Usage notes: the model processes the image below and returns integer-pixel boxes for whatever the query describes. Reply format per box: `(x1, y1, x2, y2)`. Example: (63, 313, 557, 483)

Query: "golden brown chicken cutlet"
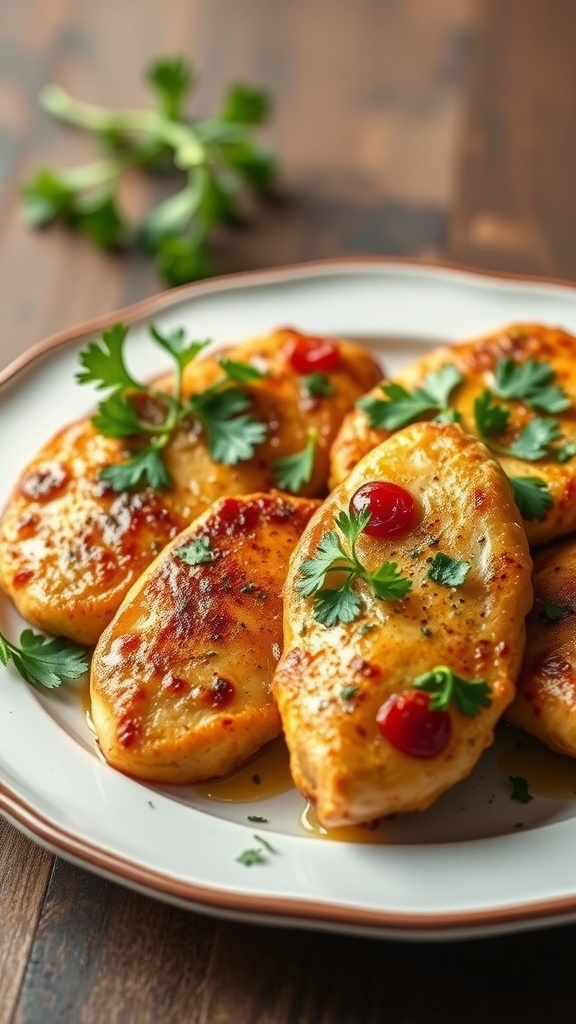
(0, 328, 381, 644)
(507, 536, 576, 756)
(274, 421, 532, 827)
(90, 492, 319, 783)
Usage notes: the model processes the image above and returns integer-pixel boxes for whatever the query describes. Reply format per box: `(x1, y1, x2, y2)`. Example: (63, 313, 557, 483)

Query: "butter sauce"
(194, 738, 294, 802)
(300, 804, 386, 844)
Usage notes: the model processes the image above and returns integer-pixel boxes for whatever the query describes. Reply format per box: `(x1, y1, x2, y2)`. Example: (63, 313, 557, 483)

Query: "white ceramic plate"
(3, 258, 576, 941)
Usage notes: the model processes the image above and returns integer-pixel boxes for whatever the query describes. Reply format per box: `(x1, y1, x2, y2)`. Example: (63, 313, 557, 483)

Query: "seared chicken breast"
(274, 422, 532, 826)
(91, 493, 319, 783)
(330, 323, 576, 545)
(507, 537, 576, 756)
(0, 328, 380, 643)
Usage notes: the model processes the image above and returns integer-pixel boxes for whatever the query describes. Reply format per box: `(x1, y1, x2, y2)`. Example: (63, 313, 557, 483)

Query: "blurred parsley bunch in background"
(20, 57, 276, 286)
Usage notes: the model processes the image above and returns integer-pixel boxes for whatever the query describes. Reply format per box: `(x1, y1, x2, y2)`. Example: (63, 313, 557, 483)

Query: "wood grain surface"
(2, 1, 576, 1022)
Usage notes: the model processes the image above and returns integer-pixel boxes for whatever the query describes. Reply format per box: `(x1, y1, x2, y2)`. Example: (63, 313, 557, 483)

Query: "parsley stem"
(40, 85, 206, 168)
(60, 157, 122, 191)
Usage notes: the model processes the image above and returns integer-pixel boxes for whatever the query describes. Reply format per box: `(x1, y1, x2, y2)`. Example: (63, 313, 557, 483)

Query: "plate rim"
(3, 254, 576, 388)
(3, 254, 576, 939)
(3, 781, 576, 938)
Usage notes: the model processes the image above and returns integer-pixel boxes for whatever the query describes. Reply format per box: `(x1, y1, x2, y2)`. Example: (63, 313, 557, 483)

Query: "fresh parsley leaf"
(74, 192, 125, 250)
(506, 417, 561, 461)
(247, 815, 269, 823)
(427, 552, 471, 587)
(149, 324, 209, 370)
(76, 324, 138, 390)
(475, 389, 560, 462)
(236, 832, 277, 866)
(90, 391, 150, 438)
(474, 389, 510, 438)
(200, 411, 267, 465)
(493, 357, 570, 414)
(334, 508, 371, 548)
(175, 536, 218, 565)
(0, 629, 89, 690)
(78, 322, 268, 490)
(312, 584, 363, 627)
(218, 358, 268, 384)
(24, 61, 277, 287)
(296, 508, 411, 627)
(297, 531, 348, 597)
(413, 665, 492, 716)
(147, 56, 192, 120)
(369, 562, 413, 599)
(359, 365, 464, 430)
(508, 476, 553, 520)
(556, 439, 576, 463)
(419, 364, 464, 406)
(220, 84, 271, 125)
(509, 775, 533, 803)
(302, 373, 334, 397)
(236, 848, 266, 866)
(155, 233, 213, 287)
(100, 446, 171, 491)
(20, 168, 76, 226)
(188, 381, 267, 465)
(218, 140, 276, 192)
(273, 428, 318, 493)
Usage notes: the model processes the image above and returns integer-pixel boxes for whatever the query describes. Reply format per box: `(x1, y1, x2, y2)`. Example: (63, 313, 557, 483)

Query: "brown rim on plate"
(2, 781, 576, 936)
(2, 254, 576, 388)
(2, 255, 576, 937)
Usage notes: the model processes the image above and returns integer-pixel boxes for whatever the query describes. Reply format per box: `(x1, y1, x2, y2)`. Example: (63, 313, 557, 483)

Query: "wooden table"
(2, 1, 576, 1020)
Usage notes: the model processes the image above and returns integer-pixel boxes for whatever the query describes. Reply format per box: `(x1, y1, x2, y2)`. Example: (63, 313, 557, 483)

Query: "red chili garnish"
(349, 481, 418, 539)
(376, 690, 451, 759)
(283, 330, 341, 374)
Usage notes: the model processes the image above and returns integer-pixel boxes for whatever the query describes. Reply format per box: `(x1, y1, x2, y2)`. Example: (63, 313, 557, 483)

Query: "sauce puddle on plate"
(194, 738, 294, 802)
(300, 804, 387, 844)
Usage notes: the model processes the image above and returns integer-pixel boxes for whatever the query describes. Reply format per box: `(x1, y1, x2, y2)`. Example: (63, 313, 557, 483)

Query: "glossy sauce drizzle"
(194, 738, 294, 802)
(300, 805, 386, 844)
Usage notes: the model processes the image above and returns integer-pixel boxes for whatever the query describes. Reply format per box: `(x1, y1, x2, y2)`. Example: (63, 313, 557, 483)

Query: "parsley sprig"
(77, 322, 267, 491)
(507, 476, 554, 521)
(413, 665, 492, 716)
(272, 428, 318, 493)
(0, 629, 89, 690)
(493, 357, 570, 413)
(21, 57, 276, 287)
(358, 365, 464, 430)
(297, 509, 412, 627)
(474, 390, 561, 461)
(359, 354, 573, 523)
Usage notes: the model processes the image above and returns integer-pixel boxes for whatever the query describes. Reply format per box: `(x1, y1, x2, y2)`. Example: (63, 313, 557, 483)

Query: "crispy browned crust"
(90, 492, 319, 783)
(275, 422, 533, 826)
(0, 329, 381, 643)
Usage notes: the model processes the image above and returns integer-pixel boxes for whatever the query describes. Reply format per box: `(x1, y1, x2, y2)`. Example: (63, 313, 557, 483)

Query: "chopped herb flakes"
(509, 775, 533, 804)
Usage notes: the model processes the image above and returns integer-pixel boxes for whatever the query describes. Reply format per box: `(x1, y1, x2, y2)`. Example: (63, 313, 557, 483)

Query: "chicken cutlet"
(0, 328, 381, 644)
(507, 536, 576, 756)
(274, 421, 532, 826)
(90, 492, 319, 783)
(330, 323, 576, 545)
